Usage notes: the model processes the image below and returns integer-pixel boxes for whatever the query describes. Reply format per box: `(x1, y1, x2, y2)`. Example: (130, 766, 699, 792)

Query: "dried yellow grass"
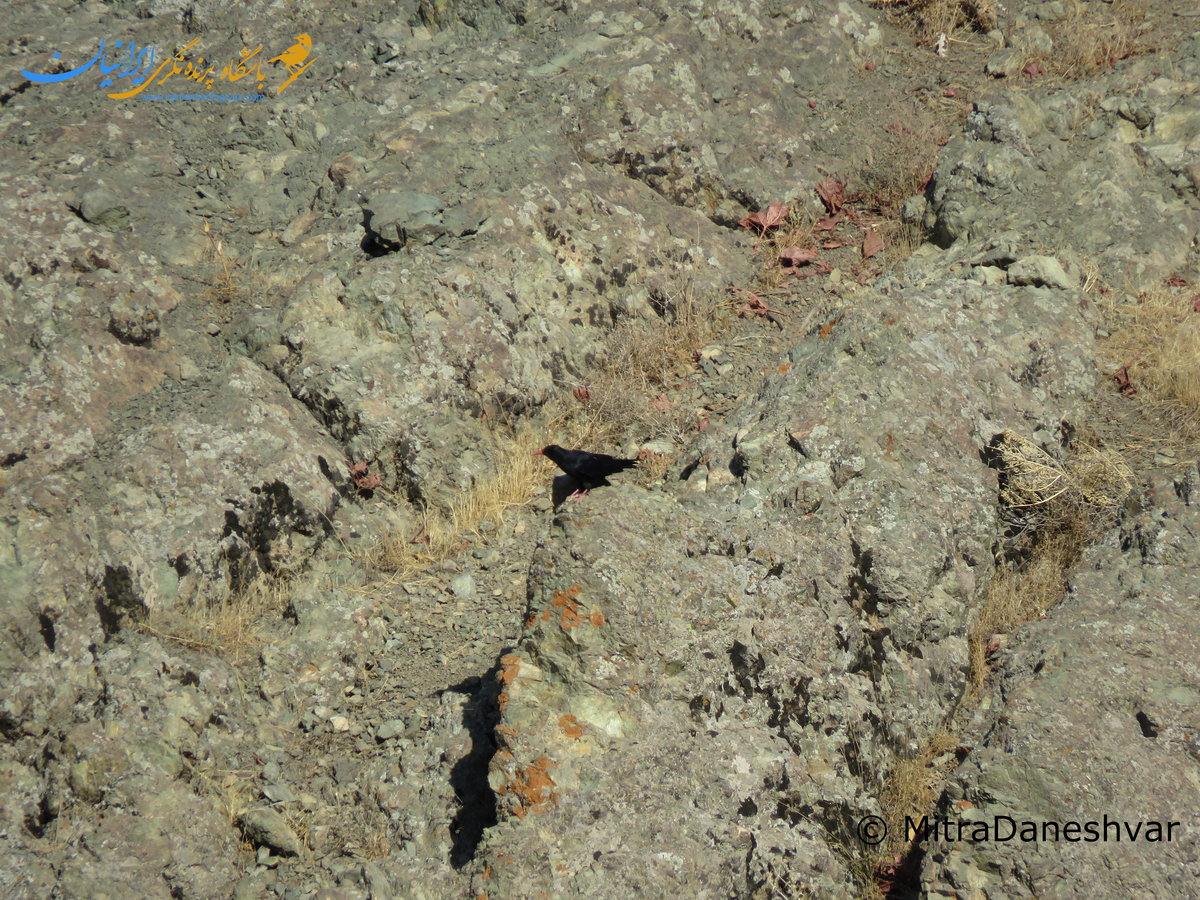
(367, 422, 546, 580)
(881, 729, 959, 855)
(1034, 0, 1152, 80)
(969, 432, 1133, 694)
(201, 220, 242, 304)
(757, 206, 819, 294)
(989, 430, 1132, 535)
(967, 532, 1077, 696)
(1101, 283, 1200, 446)
(135, 572, 292, 664)
(875, 0, 998, 40)
(367, 287, 720, 580)
(840, 727, 959, 900)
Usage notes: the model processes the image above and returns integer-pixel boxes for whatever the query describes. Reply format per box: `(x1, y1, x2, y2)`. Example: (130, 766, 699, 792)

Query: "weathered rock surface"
(920, 468, 1200, 897)
(476, 266, 1100, 896)
(928, 43, 1200, 281)
(0, 0, 1197, 897)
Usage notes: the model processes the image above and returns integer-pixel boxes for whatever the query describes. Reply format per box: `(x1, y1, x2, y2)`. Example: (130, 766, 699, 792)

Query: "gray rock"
(1007, 254, 1077, 289)
(262, 782, 299, 803)
(238, 808, 304, 857)
(375, 719, 406, 741)
(363, 191, 445, 251)
(476, 269, 1098, 896)
(985, 48, 1025, 78)
(1, 1, 1197, 898)
(107, 298, 161, 345)
(449, 573, 475, 599)
(79, 188, 129, 228)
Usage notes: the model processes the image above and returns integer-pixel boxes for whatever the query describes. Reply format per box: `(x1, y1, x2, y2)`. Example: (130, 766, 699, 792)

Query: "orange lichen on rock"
(550, 584, 605, 631)
(558, 714, 585, 739)
(497, 653, 521, 713)
(496, 755, 558, 818)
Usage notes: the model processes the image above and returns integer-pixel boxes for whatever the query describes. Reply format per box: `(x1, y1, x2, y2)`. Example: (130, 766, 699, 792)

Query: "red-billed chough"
(534, 445, 637, 502)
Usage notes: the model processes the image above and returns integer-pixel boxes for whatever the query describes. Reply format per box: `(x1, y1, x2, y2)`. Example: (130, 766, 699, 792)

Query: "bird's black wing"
(575, 451, 637, 483)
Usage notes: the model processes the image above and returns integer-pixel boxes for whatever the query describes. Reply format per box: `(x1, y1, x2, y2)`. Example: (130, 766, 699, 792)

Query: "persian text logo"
(20, 34, 317, 100)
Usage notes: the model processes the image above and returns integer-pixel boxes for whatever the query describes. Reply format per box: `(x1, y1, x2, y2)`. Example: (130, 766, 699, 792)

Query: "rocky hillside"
(1, 0, 1198, 897)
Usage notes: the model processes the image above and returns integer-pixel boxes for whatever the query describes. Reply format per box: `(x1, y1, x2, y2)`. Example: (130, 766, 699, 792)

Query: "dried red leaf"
(1113, 366, 1137, 397)
(778, 246, 819, 268)
(1166, 275, 1190, 287)
(821, 239, 846, 249)
(730, 287, 787, 320)
(1023, 60, 1044, 78)
(864, 61, 876, 71)
(354, 471, 382, 490)
(737, 201, 790, 234)
(1192, 295, 1200, 313)
(943, 86, 957, 98)
(350, 461, 369, 476)
(816, 179, 846, 214)
(862, 229, 885, 259)
(793, 260, 833, 280)
(807, 100, 817, 109)
(573, 386, 590, 401)
(816, 215, 841, 232)
(650, 393, 672, 411)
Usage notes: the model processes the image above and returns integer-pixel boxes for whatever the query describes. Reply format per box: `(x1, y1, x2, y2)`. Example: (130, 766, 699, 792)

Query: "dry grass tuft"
(990, 430, 1133, 537)
(135, 572, 291, 664)
(1034, 0, 1152, 80)
(967, 532, 1077, 695)
(368, 287, 720, 579)
(571, 290, 720, 446)
(1100, 282, 1200, 447)
(748, 105, 951, 285)
(858, 104, 947, 213)
(876, 0, 998, 41)
(857, 102, 954, 257)
(968, 431, 1133, 694)
(845, 728, 960, 900)
(368, 422, 546, 580)
(201, 220, 243, 303)
(190, 766, 257, 827)
(881, 729, 959, 854)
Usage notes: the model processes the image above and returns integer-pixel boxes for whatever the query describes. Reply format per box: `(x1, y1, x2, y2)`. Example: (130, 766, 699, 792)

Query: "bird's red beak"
(533, 450, 544, 456)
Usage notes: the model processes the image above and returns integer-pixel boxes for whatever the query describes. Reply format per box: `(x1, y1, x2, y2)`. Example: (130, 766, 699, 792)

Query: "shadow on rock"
(447, 664, 502, 868)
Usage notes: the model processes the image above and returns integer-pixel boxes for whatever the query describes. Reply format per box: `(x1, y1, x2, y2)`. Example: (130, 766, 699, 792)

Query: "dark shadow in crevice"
(448, 664, 502, 868)
(883, 838, 924, 899)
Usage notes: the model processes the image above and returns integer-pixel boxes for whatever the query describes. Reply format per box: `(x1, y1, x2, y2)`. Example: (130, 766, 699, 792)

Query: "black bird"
(534, 445, 638, 502)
